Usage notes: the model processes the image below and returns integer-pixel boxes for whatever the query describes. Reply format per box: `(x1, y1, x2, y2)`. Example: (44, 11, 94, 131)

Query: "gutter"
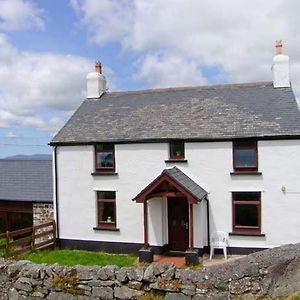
(49, 134, 300, 147)
(205, 197, 210, 248)
(54, 146, 60, 241)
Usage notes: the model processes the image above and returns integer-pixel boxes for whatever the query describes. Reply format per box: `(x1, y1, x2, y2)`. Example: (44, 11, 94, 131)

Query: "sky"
(0, 0, 300, 158)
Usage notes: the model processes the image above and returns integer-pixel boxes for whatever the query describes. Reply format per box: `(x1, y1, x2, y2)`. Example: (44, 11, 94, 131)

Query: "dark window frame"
(233, 140, 258, 172)
(169, 141, 185, 160)
(97, 191, 116, 228)
(232, 192, 261, 233)
(95, 144, 115, 172)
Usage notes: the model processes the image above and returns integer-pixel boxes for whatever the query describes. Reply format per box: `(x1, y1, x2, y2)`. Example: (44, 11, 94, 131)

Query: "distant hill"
(3, 154, 52, 160)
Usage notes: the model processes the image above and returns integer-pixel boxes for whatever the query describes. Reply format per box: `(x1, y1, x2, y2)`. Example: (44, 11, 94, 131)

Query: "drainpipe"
(205, 198, 210, 248)
(54, 146, 60, 242)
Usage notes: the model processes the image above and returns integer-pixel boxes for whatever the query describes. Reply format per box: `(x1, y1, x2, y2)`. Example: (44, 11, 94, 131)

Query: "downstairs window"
(97, 191, 116, 228)
(232, 192, 261, 233)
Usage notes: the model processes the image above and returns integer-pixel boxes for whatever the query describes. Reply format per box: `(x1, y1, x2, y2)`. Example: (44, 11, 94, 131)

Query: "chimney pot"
(95, 61, 102, 74)
(275, 40, 283, 55)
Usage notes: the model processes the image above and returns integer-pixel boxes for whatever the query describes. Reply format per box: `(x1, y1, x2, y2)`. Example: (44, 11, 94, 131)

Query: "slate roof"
(133, 166, 207, 202)
(0, 160, 53, 203)
(163, 167, 207, 201)
(51, 82, 300, 144)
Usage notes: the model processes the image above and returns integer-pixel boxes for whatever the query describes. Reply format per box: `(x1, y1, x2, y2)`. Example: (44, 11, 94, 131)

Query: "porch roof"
(133, 166, 207, 204)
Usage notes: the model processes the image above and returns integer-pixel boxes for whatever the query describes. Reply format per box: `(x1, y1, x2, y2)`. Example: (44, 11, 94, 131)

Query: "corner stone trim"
(33, 203, 54, 225)
(0, 243, 300, 299)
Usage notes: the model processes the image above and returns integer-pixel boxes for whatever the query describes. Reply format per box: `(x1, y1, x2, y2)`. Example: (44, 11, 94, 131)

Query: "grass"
(278, 293, 300, 300)
(138, 293, 164, 300)
(19, 249, 137, 267)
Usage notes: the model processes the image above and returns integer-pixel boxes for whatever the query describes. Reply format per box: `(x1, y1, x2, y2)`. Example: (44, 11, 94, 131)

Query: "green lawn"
(20, 249, 137, 267)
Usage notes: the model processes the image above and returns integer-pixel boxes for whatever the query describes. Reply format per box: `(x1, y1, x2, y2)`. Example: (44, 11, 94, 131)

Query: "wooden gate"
(0, 220, 56, 258)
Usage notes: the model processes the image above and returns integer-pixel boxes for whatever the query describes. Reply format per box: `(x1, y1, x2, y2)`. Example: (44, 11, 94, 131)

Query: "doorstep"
(153, 254, 186, 267)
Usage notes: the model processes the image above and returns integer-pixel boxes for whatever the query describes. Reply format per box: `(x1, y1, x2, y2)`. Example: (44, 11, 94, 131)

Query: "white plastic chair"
(209, 231, 227, 260)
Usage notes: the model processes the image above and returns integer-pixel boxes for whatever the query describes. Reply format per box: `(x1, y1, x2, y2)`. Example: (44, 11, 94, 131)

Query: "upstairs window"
(95, 144, 115, 172)
(232, 192, 261, 233)
(169, 141, 185, 159)
(233, 140, 257, 171)
(97, 191, 116, 228)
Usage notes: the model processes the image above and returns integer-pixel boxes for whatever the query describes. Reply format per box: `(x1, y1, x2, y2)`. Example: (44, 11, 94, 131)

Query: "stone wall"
(0, 243, 300, 299)
(33, 203, 53, 225)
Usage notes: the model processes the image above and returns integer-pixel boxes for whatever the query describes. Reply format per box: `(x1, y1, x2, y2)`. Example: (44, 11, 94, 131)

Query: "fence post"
(31, 225, 35, 251)
(52, 220, 57, 248)
(5, 230, 9, 258)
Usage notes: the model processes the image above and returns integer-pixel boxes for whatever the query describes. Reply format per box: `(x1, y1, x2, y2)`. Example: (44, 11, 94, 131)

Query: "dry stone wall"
(0, 243, 300, 299)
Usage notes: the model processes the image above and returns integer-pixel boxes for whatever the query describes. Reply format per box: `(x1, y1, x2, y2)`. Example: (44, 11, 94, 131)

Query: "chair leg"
(210, 247, 214, 260)
(223, 247, 227, 260)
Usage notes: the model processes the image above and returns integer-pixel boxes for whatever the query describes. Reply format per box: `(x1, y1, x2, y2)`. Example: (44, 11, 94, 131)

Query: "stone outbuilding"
(0, 159, 53, 232)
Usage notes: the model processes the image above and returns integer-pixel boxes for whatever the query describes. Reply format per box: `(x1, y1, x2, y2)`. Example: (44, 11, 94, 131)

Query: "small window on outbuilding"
(97, 191, 116, 228)
(169, 141, 185, 159)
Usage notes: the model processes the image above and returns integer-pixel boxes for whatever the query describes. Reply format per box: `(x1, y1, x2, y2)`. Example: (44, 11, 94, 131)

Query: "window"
(169, 141, 185, 159)
(97, 191, 116, 228)
(232, 192, 261, 233)
(233, 140, 257, 171)
(95, 144, 115, 172)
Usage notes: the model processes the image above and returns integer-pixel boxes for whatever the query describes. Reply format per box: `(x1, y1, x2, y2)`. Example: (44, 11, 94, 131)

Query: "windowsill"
(230, 171, 262, 175)
(229, 232, 265, 237)
(165, 159, 188, 163)
(91, 172, 118, 176)
(93, 227, 120, 232)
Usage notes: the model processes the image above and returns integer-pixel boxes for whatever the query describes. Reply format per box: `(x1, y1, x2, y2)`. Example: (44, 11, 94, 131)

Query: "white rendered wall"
(55, 139, 300, 249)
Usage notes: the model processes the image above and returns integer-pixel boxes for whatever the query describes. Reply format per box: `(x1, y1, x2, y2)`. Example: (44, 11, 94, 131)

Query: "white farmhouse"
(50, 42, 300, 264)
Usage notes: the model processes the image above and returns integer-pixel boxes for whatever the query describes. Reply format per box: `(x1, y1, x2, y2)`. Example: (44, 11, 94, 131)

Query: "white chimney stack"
(87, 61, 107, 98)
(272, 40, 290, 88)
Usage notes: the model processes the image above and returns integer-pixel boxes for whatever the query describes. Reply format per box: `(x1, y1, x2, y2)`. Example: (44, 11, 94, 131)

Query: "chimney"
(86, 61, 107, 98)
(272, 40, 290, 88)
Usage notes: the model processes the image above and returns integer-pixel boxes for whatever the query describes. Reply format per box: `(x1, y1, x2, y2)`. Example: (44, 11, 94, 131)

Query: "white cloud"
(0, 34, 110, 132)
(0, 0, 44, 31)
(70, 0, 134, 45)
(70, 0, 300, 97)
(6, 131, 16, 138)
(0, 109, 45, 128)
(134, 52, 207, 88)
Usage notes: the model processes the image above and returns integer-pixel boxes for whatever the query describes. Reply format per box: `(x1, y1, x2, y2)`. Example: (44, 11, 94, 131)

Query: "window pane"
(170, 141, 184, 158)
(233, 192, 260, 201)
(96, 152, 113, 168)
(96, 144, 114, 151)
(235, 149, 256, 167)
(98, 202, 115, 223)
(97, 191, 115, 199)
(235, 204, 258, 227)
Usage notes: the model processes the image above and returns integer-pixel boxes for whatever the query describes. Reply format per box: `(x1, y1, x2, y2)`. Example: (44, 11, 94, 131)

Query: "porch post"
(188, 203, 194, 250)
(185, 202, 199, 265)
(139, 200, 153, 263)
(143, 201, 148, 249)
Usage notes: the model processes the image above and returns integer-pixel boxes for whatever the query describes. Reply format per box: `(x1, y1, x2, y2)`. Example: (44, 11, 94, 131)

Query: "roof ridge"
(105, 81, 273, 97)
(0, 159, 51, 162)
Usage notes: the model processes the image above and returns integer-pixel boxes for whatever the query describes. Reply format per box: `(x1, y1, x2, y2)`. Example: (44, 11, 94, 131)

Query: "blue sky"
(0, 0, 299, 158)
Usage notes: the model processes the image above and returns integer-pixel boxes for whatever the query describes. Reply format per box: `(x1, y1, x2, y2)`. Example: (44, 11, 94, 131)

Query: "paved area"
(153, 253, 244, 267)
(202, 253, 244, 266)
